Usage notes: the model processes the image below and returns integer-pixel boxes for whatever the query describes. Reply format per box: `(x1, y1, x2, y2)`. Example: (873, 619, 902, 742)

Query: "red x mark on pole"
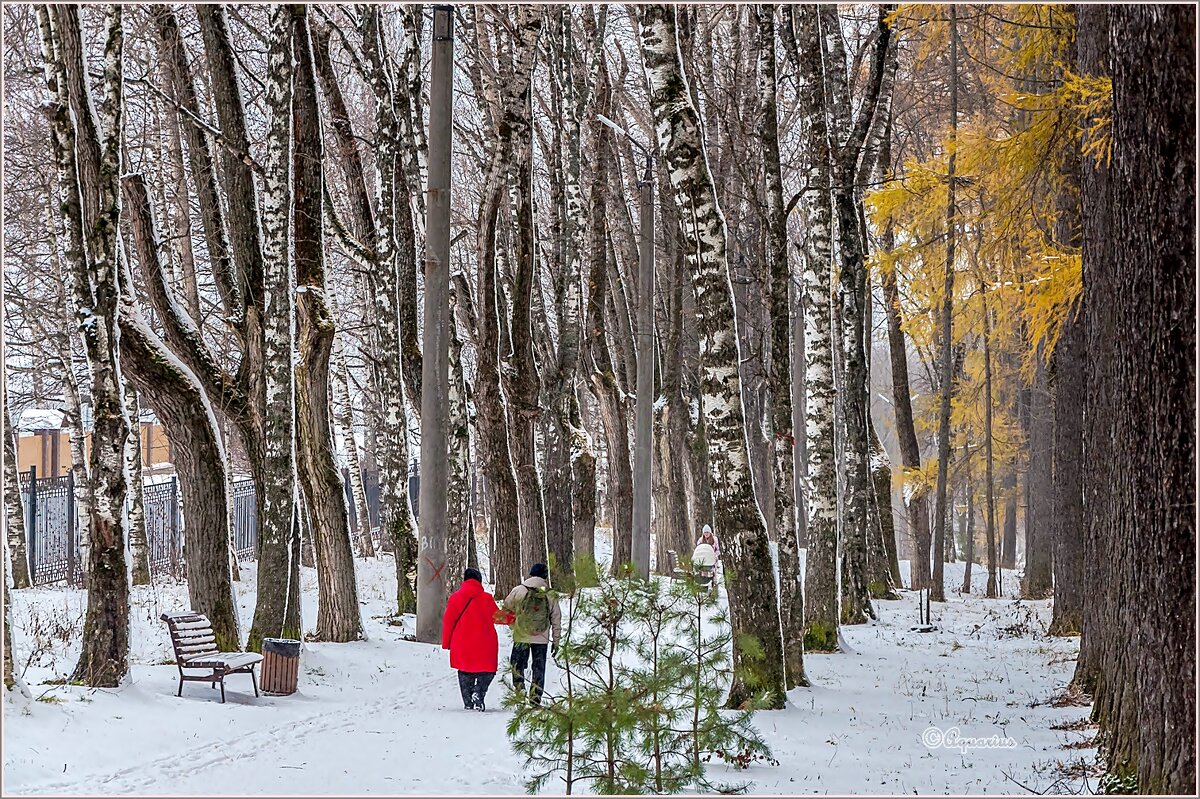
(424, 556, 446, 584)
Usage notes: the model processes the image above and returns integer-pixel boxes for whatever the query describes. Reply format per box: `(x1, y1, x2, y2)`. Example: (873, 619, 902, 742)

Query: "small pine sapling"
(626, 578, 696, 793)
(506, 567, 775, 794)
(669, 572, 777, 788)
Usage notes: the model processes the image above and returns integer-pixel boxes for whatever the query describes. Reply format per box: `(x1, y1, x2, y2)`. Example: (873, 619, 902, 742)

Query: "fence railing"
(15, 464, 413, 587)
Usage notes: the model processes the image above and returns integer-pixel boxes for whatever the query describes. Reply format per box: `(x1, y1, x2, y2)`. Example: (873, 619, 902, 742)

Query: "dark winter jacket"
(442, 578, 509, 673)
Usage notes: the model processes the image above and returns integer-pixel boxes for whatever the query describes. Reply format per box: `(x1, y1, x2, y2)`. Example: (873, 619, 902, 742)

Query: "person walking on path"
(442, 568, 510, 711)
(501, 563, 562, 706)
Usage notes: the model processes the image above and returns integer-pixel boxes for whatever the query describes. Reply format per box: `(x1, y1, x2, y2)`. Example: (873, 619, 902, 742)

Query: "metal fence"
(19, 467, 78, 586)
(15, 464, 416, 587)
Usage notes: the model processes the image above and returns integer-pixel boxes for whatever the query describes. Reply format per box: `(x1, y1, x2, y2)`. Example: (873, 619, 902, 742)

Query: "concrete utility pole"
(631, 153, 655, 580)
(417, 5, 454, 643)
(599, 114, 656, 580)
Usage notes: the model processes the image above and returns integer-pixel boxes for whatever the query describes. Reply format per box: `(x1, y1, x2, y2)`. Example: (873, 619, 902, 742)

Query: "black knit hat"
(530, 562, 548, 579)
(463, 567, 483, 583)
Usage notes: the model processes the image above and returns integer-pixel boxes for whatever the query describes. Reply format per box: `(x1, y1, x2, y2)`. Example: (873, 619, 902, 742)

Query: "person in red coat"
(442, 568, 510, 711)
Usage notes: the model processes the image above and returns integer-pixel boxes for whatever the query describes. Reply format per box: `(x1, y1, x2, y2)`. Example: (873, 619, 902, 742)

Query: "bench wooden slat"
(173, 620, 213, 631)
(173, 633, 216, 646)
(184, 652, 263, 670)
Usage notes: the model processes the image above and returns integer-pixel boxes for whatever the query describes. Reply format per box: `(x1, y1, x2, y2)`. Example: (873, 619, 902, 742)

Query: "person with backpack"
(442, 568, 511, 712)
(501, 562, 562, 706)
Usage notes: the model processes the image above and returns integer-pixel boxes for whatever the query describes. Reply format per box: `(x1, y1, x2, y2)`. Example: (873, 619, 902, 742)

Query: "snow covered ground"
(3, 539, 1098, 795)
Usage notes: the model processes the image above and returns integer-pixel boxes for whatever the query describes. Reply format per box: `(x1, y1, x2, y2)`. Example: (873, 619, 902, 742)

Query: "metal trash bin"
(260, 638, 301, 695)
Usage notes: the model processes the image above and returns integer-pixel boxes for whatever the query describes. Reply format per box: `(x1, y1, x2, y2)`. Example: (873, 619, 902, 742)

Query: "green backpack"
(519, 586, 552, 634)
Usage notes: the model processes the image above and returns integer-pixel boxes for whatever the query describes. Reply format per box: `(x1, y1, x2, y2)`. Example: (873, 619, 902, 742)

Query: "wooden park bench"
(161, 612, 262, 703)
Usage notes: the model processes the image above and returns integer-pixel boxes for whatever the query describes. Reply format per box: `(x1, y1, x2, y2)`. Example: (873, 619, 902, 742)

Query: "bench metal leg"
(251, 667, 259, 697)
(220, 678, 226, 704)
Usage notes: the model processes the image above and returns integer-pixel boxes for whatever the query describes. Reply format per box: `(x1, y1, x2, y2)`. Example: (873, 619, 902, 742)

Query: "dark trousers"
(457, 671, 495, 708)
(509, 643, 548, 704)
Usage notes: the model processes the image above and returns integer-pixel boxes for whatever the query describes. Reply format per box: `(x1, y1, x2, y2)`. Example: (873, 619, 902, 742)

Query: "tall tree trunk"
(543, 9, 586, 587)
(331, 333, 375, 558)
(1075, 7, 1194, 792)
(640, 5, 787, 709)
(929, 5, 958, 604)
(788, 4, 840, 652)
(863, 243, 902, 596)
(506, 89, 548, 572)
(3, 549, 15, 690)
(583, 56, 634, 577)
(291, 6, 362, 642)
(1049, 305, 1084, 633)
(42, 3, 132, 687)
(361, 7, 418, 613)
(124, 387, 150, 586)
(825, 5, 895, 624)
(756, 4, 806, 687)
(249, 5, 303, 648)
(153, 5, 240, 319)
(980, 283, 1000, 599)
(879, 222, 930, 588)
(652, 165, 693, 576)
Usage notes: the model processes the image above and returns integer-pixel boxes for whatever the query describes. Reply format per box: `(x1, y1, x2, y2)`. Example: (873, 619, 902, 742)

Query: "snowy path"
(3, 556, 1098, 795)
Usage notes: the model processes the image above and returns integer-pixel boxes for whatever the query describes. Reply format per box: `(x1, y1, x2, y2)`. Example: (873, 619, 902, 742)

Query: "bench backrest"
(161, 612, 219, 664)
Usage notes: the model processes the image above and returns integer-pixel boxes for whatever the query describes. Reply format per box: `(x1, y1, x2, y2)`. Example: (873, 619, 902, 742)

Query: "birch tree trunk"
(41, 3, 132, 687)
(292, 6, 363, 642)
(331, 334, 374, 558)
(756, 4, 806, 687)
(823, 5, 897, 623)
(789, 4, 839, 652)
(124, 387, 150, 586)
(543, 9, 588, 586)
(640, 4, 786, 709)
(249, 4, 303, 647)
(2, 373, 31, 589)
(361, 7, 418, 613)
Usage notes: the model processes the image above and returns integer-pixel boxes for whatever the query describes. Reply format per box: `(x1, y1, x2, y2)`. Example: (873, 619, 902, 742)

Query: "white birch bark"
(124, 386, 150, 586)
(248, 3, 302, 646)
(790, 4, 840, 652)
(39, 3, 132, 686)
(639, 4, 786, 709)
(361, 6, 418, 613)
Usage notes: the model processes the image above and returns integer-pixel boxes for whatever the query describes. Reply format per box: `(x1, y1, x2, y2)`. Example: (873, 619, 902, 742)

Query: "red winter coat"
(441, 579, 509, 673)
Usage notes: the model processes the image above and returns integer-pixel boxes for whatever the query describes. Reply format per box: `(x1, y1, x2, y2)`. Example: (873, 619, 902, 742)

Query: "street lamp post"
(599, 115, 654, 580)
(416, 5, 454, 643)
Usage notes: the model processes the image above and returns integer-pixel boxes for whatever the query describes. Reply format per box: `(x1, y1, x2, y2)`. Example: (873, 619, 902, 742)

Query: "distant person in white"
(696, 523, 720, 561)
